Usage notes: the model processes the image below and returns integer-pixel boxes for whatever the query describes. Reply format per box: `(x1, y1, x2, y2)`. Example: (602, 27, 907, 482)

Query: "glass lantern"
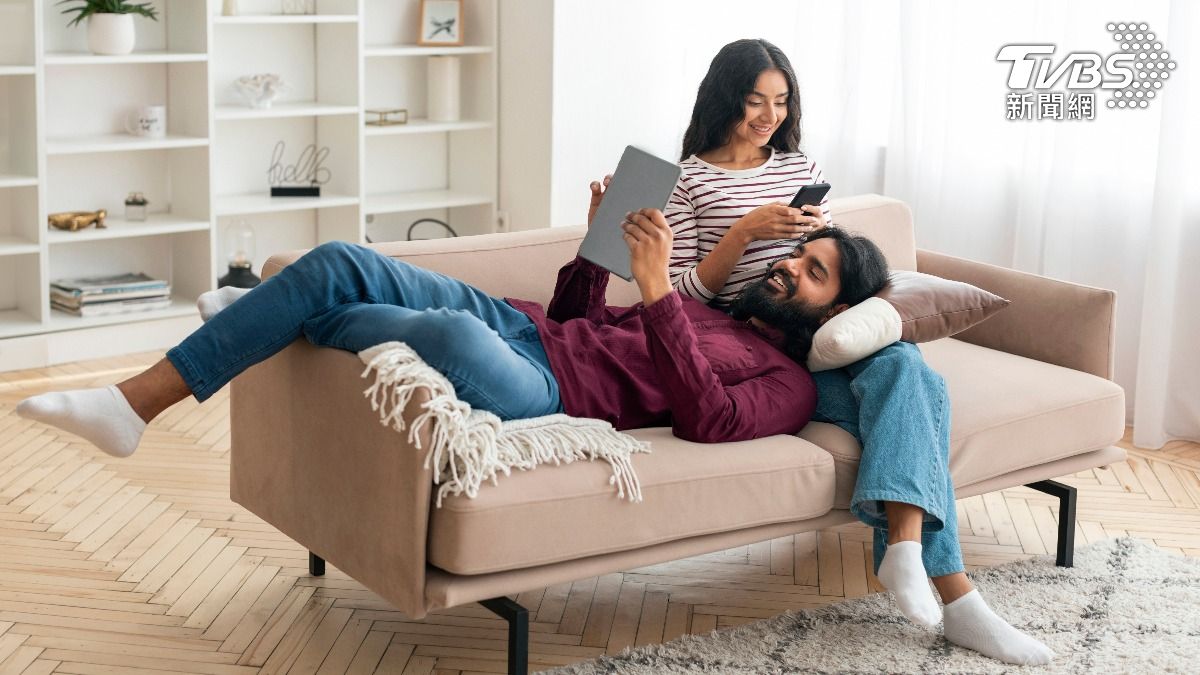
(217, 220, 262, 288)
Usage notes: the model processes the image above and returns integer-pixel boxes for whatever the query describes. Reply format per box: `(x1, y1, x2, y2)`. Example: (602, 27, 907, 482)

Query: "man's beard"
(728, 275, 832, 362)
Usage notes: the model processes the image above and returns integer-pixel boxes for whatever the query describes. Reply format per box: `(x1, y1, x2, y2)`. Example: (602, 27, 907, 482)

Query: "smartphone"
(789, 182, 831, 210)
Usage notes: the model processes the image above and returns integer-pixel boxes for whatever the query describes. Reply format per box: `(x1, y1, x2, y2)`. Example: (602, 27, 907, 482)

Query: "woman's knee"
(862, 342, 945, 390)
(874, 341, 923, 366)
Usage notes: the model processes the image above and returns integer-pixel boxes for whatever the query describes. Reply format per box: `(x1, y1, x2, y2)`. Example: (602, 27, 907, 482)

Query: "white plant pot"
(87, 14, 136, 56)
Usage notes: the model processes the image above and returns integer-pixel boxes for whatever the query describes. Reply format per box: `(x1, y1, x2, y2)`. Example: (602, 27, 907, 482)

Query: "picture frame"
(418, 0, 463, 46)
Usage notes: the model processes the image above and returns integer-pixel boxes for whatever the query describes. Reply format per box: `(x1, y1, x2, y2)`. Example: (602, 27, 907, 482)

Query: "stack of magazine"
(51, 273, 172, 318)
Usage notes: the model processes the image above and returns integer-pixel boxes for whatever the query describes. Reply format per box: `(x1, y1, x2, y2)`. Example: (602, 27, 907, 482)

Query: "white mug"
(125, 105, 167, 138)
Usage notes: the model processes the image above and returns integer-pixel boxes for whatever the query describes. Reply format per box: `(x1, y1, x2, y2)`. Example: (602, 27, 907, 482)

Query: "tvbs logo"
(996, 22, 1176, 120)
(996, 45, 1135, 90)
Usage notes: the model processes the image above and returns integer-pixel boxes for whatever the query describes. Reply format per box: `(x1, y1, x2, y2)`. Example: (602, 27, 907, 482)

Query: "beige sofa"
(229, 194, 1126, 674)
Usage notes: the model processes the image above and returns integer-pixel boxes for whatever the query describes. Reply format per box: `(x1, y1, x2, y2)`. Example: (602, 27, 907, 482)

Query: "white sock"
(16, 385, 146, 458)
(876, 540, 941, 627)
(943, 589, 1054, 665)
(198, 286, 252, 322)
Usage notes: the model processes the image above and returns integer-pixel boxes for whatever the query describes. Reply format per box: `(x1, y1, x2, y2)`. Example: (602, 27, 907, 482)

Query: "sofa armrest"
(230, 339, 436, 619)
(916, 249, 1117, 380)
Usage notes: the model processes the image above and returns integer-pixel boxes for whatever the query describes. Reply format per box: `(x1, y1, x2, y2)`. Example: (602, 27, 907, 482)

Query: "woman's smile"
(750, 123, 774, 136)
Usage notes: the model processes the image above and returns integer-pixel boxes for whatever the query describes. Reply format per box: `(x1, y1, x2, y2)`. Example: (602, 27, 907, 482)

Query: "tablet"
(578, 145, 682, 281)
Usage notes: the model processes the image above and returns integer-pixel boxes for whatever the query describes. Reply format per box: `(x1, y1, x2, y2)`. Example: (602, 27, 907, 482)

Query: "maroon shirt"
(505, 256, 817, 443)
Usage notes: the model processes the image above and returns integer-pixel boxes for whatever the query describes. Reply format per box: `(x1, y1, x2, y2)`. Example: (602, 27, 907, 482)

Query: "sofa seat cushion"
(428, 428, 836, 575)
(797, 337, 1125, 510)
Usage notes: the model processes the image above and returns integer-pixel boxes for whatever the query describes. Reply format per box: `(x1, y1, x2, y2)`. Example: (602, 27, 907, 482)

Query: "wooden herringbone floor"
(0, 351, 1197, 674)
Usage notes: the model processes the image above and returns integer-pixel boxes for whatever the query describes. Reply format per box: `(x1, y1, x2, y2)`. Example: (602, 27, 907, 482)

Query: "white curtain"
(794, 0, 1199, 449)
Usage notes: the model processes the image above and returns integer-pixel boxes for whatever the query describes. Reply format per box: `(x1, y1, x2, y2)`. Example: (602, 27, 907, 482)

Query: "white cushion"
(806, 297, 901, 372)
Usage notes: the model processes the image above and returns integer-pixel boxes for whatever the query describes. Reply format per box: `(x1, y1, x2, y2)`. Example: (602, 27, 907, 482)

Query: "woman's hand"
(730, 201, 828, 245)
(796, 203, 829, 233)
(621, 208, 674, 306)
(587, 174, 613, 226)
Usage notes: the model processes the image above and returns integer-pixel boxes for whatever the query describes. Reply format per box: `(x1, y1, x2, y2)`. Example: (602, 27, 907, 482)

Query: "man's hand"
(622, 208, 673, 306)
(587, 174, 613, 226)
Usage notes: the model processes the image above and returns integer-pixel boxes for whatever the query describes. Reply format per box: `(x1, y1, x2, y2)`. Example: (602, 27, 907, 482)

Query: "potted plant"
(57, 0, 159, 56)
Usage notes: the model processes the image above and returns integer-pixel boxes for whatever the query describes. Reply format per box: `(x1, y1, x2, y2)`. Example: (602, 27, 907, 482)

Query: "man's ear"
(818, 303, 851, 325)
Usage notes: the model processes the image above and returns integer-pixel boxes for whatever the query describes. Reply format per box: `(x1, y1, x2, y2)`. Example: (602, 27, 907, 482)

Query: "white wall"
(497, 0, 554, 231)
(499, 0, 861, 229)
(547, 1, 852, 228)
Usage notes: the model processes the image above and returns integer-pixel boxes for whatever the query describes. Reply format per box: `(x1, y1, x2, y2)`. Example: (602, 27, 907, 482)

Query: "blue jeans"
(810, 341, 964, 577)
(166, 241, 563, 420)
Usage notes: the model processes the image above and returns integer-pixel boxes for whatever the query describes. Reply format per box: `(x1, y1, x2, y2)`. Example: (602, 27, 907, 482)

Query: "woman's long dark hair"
(680, 39, 803, 162)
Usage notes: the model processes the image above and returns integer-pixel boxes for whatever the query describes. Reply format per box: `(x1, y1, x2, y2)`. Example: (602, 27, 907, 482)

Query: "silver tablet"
(578, 145, 682, 281)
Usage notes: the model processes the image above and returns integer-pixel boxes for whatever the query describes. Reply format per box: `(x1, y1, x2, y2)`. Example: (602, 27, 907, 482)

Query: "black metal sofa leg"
(480, 596, 529, 675)
(1024, 479, 1077, 567)
(306, 556, 529, 673)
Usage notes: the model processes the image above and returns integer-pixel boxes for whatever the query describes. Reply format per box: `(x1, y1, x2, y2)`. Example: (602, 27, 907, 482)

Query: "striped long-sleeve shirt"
(665, 147, 831, 308)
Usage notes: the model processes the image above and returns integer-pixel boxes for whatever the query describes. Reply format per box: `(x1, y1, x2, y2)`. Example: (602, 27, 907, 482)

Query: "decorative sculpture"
(48, 209, 108, 231)
(234, 74, 289, 109)
(268, 140, 330, 197)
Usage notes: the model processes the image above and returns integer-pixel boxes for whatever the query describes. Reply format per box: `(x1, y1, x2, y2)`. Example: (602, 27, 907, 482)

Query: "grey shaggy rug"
(543, 537, 1200, 674)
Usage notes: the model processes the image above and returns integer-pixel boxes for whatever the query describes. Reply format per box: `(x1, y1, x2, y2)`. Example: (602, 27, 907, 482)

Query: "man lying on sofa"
(17, 206, 1051, 665)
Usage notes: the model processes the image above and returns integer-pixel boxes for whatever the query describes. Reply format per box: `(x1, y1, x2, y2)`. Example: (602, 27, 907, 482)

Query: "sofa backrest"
(262, 193, 916, 307)
(823, 193, 917, 271)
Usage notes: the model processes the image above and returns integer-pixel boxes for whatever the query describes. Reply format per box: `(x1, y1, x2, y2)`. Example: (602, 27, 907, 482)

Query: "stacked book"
(51, 273, 172, 318)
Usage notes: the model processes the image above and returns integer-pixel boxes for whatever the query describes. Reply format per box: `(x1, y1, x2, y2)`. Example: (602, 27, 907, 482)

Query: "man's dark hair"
(680, 38, 803, 161)
(729, 226, 891, 362)
(803, 226, 891, 309)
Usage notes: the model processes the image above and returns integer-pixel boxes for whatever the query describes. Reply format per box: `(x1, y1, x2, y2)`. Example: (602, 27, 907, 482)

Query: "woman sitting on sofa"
(586, 37, 1051, 665)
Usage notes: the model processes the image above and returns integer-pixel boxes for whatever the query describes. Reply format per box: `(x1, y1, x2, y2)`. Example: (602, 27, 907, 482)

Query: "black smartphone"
(789, 182, 831, 210)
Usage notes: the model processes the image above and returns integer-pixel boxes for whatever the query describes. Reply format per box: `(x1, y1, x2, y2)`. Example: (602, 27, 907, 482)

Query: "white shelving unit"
(214, 192, 361, 216)
(364, 45, 492, 57)
(363, 118, 492, 135)
(360, 0, 497, 243)
(211, 0, 364, 266)
(33, 0, 212, 350)
(214, 102, 359, 120)
(45, 134, 210, 154)
(0, 175, 38, 188)
(0, 0, 500, 371)
(45, 214, 211, 243)
(43, 51, 207, 64)
(0, 0, 45, 342)
(363, 189, 493, 215)
(213, 14, 358, 25)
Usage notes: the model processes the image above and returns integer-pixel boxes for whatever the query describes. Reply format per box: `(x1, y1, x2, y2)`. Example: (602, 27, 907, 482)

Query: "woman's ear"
(820, 303, 851, 325)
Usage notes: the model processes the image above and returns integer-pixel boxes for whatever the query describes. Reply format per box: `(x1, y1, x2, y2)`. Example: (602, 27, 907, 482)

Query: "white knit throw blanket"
(357, 341, 651, 507)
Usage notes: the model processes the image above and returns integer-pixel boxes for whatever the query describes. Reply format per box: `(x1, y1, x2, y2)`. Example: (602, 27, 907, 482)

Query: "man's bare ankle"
(115, 380, 157, 424)
(887, 529, 922, 545)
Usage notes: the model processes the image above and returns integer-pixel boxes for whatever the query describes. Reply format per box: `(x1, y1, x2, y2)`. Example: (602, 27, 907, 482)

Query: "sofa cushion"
(808, 272, 1011, 371)
(878, 270, 1011, 342)
(797, 337, 1125, 510)
(427, 428, 836, 575)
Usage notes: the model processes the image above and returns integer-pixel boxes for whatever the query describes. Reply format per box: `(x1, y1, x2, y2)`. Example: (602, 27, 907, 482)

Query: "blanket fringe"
(358, 341, 649, 507)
